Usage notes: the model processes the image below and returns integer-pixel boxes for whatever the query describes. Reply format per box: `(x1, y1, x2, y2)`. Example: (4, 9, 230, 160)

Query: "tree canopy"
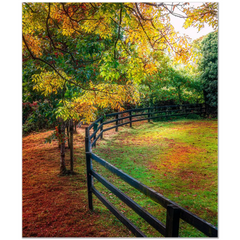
(22, 2, 218, 123)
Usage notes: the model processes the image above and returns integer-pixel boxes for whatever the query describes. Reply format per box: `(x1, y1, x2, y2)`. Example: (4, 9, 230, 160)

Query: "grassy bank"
(93, 119, 218, 237)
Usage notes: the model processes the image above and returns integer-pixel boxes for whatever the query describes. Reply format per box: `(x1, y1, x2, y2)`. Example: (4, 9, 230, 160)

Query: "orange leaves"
(183, 3, 218, 31)
(23, 35, 43, 57)
(144, 63, 158, 75)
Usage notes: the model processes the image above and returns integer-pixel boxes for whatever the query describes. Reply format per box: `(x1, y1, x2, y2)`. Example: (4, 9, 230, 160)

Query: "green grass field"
(92, 119, 218, 237)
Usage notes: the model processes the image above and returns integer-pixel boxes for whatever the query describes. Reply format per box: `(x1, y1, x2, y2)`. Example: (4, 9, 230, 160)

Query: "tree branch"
(46, 3, 76, 63)
(23, 34, 115, 94)
(114, 6, 122, 59)
(135, 3, 153, 21)
(23, 2, 39, 13)
(61, 3, 99, 23)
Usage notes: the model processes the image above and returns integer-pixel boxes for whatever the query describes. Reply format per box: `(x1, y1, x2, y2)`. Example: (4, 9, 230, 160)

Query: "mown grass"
(93, 119, 218, 237)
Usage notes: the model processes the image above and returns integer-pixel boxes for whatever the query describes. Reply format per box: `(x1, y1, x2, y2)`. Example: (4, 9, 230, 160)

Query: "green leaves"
(140, 62, 204, 106)
(198, 32, 218, 108)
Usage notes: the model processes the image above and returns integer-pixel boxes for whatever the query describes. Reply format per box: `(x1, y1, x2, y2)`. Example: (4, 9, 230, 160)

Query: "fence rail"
(85, 104, 218, 237)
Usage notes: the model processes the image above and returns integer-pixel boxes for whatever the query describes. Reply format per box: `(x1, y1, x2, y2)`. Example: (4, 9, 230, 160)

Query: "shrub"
(186, 113, 201, 120)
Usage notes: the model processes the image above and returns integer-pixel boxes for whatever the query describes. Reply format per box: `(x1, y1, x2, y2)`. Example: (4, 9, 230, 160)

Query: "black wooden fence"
(85, 104, 218, 237)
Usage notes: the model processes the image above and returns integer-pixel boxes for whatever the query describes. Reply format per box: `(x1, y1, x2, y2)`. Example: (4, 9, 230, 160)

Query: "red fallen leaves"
(22, 129, 131, 237)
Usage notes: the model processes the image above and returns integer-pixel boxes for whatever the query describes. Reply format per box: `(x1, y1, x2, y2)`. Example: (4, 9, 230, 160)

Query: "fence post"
(166, 204, 180, 237)
(86, 152, 93, 210)
(100, 118, 103, 139)
(85, 127, 90, 154)
(93, 134, 96, 148)
(129, 110, 132, 127)
(85, 127, 93, 210)
(116, 114, 119, 132)
(93, 122, 98, 148)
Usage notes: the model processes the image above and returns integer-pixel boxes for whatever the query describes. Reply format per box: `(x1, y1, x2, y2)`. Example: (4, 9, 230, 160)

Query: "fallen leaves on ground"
(22, 128, 131, 237)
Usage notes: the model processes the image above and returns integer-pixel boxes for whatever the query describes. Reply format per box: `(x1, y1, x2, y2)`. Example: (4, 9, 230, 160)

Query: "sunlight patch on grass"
(93, 119, 218, 237)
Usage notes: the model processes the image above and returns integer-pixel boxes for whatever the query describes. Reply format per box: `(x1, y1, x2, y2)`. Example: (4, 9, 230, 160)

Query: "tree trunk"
(60, 119, 67, 174)
(57, 122, 61, 149)
(66, 121, 70, 149)
(74, 121, 77, 133)
(70, 119, 74, 172)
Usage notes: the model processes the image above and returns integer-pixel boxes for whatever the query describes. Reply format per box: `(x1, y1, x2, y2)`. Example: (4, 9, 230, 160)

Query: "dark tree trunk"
(74, 121, 77, 133)
(57, 122, 61, 149)
(66, 121, 70, 149)
(60, 119, 67, 174)
(70, 119, 74, 172)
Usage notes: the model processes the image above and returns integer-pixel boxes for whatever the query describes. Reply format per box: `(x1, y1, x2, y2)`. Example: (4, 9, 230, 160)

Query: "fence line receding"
(85, 104, 218, 237)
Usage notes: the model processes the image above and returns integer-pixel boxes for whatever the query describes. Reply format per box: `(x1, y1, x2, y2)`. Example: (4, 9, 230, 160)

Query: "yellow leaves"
(22, 15, 43, 35)
(125, 57, 144, 83)
(57, 82, 140, 123)
(56, 100, 97, 123)
(183, 17, 191, 30)
(145, 63, 158, 75)
(32, 70, 67, 96)
(183, 3, 218, 31)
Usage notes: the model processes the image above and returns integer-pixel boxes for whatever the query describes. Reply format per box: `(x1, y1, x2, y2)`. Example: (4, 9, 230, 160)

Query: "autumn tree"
(22, 2, 218, 173)
(23, 2, 218, 117)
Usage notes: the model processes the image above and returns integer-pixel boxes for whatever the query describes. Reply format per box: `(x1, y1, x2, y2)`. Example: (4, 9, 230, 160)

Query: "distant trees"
(199, 31, 218, 113)
(139, 55, 204, 107)
(139, 31, 218, 111)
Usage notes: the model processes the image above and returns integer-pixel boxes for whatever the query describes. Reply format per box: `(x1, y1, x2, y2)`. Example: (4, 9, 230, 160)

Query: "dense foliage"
(23, 59, 61, 133)
(139, 62, 204, 107)
(22, 2, 218, 132)
(198, 31, 218, 111)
